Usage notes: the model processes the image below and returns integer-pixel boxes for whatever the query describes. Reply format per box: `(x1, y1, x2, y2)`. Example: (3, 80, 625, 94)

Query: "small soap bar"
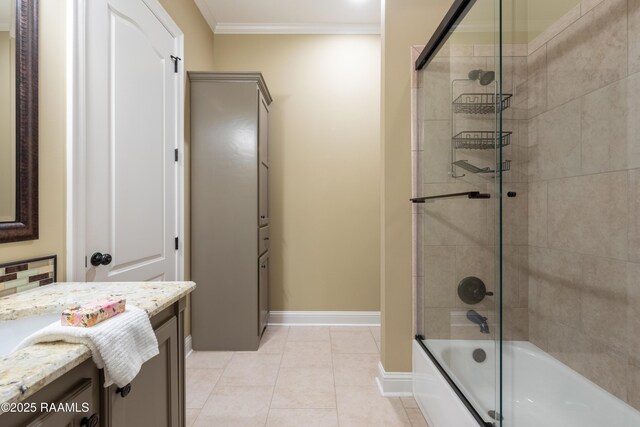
(61, 298, 126, 327)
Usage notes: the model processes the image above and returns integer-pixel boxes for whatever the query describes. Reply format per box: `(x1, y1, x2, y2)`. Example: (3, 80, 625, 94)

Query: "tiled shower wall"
(413, 0, 640, 411)
(526, 0, 640, 409)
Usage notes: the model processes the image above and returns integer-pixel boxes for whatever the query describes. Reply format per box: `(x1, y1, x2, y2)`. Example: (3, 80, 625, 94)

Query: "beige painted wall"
(0, 31, 15, 221)
(0, 0, 213, 338)
(381, 0, 451, 372)
(212, 34, 381, 311)
(0, 0, 67, 278)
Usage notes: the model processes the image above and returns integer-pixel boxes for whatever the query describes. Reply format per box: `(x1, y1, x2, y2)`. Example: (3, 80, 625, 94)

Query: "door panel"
(259, 163, 269, 226)
(110, 317, 179, 427)
(259, 94, 269, 167)
(259, 225, 270, 256)
(86, 0, 178, 282)
(259, 252, 269, 334)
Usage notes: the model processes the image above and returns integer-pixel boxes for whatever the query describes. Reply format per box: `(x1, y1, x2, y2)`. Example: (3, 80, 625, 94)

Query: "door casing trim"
(66, 0, 185, 281)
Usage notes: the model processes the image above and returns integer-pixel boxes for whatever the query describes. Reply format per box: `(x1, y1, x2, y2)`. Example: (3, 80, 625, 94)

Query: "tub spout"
(466, 310, 490, 334)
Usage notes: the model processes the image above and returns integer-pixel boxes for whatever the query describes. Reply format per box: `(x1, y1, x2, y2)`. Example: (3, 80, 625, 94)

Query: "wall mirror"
(0, 0, 37, 243)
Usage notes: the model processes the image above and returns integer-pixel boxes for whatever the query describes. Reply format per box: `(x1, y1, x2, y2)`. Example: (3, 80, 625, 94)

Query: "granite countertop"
(0, 281, 195, 408)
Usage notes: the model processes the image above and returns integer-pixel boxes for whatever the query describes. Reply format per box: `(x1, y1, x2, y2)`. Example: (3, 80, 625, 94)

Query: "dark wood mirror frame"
(0, 0, 38, 243)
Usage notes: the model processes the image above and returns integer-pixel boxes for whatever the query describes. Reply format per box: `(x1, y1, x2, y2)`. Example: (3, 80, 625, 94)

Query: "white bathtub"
(0, 313, 60, 357)
(414, 339, 640, 427)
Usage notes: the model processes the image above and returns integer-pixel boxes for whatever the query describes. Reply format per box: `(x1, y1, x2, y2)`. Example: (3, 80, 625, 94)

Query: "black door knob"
(81, 414, 99, 427)
(90, 252, 113, 266)
(116, 383, 132, 398)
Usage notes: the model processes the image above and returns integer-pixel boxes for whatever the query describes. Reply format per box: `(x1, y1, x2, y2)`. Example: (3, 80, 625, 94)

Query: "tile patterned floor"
(185, 326, 430, 427)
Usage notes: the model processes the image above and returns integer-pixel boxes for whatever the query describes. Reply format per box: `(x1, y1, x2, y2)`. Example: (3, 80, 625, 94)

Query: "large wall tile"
(423, 183, 489, 246)
(629, 358, 640, 411)
(503, 307, 529, 341)
(421, 120, 453, 183)
(538, 100, 581, 180)
(629, 0, 640, 74)
(628, 262, 640, 358)
(503, 245, 529, 309)
(503, 183, 528, 245)
(548, 172, 628, 260)
(527, 181, 547, 247)
(581, 74, 640, 174)
(503, 56, 528, 120)
(424, 308, 451, 339)
(579, 340, 628, 400)
(628, 169, 640, 262)
(544, 324, 628, 401)
(581, 256, 628, 352)
(533, 248, 582, 329)
(420, 58, 450, 121)
(546, 0, 627, 109)
(423, 246, 456, 308)
(527, 46, 547, 118)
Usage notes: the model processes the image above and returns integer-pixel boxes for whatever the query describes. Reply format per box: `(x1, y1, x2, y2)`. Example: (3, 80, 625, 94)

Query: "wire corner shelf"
(453, 131, 512, 150)
(452, 93, 513, 115)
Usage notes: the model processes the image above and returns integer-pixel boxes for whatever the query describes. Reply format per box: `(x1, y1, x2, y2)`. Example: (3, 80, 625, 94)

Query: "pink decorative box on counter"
(61, 298, 126, 327)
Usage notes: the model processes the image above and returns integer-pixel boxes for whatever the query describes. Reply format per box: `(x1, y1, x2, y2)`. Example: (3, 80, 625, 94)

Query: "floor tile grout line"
(329, 326, 341, 427)
(187, 358, 229, 425)
(263, 326, 289, 426)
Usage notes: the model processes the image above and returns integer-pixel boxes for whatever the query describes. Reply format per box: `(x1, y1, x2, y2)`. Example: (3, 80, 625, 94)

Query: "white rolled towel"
(16, 305, 159, 387)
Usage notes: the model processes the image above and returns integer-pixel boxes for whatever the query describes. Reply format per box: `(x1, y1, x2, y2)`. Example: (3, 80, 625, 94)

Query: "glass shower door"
(414, 0, 503, 425)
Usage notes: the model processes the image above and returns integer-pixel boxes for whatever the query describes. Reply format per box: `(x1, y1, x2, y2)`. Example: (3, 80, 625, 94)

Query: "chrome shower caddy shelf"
(452, 93, 512, 114)
(453, 159, 511, 175)
(450, 78, 513, 179)
(453, 131, 512, 150)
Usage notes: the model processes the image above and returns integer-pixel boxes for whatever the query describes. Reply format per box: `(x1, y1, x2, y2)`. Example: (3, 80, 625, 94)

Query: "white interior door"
(84, 0, 181, 282)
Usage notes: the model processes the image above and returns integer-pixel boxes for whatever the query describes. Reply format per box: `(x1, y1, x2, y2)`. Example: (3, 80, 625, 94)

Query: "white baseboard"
(185, 335, 193, 358)
(268, 311, 380, 326)
(375, 361, 413, 397)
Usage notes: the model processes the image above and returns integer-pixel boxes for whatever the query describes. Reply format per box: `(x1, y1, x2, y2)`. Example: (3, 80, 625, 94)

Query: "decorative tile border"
(0, 255, 57, 297)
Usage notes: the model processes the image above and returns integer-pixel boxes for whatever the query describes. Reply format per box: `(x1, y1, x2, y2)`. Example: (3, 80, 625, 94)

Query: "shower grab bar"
(410, 191, 490, 203)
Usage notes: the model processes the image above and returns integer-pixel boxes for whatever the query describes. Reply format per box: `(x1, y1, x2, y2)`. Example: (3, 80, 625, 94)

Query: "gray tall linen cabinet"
(189, 72, 272, 351)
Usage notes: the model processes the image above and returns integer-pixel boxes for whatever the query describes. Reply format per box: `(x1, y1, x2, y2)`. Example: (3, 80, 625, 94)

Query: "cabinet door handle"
(81, 414, 100, 427)
(116, 383, 132, 398)
(263, 237, 270, 241)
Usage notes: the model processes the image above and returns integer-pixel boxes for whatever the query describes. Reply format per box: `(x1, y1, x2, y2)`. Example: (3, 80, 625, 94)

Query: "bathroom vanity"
(0, 281, 195, 427)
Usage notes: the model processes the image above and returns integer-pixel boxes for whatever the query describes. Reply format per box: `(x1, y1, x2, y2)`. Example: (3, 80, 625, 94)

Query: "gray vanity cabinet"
(106, 316, 179, 427)
(190, 72, 273, 351)
(1, 298, 187, 427)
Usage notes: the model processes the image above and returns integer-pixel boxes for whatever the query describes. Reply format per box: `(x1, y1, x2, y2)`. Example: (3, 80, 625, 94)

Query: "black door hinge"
(170, 55, 181, 73)
(175, 237, 179, 250)
(174, 148, 179, 162)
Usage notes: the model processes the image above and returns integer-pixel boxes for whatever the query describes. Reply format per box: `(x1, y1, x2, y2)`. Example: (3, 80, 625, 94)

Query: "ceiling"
(195, 0, 381, 34)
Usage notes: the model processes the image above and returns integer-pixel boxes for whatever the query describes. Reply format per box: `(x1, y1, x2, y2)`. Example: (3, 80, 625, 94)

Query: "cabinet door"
(110, 316, 179, 427)
(258, 225, 270, 256)
(259, 163, 269, 226)
(259, 252, 270, 334)
(259, 93, 269, 167)
(24, 379, 97, 427)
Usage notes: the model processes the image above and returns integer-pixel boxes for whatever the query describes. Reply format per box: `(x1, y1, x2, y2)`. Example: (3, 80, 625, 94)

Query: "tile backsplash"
(0, 256, 57, 297)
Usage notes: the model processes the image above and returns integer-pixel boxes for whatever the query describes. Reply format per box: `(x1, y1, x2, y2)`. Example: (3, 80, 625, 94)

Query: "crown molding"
(193, 0, 217, 33)
(214, 23, 381, 35)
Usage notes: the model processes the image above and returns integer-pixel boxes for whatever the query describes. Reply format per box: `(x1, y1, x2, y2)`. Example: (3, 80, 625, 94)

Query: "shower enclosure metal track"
(415, 337, 495, 427)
